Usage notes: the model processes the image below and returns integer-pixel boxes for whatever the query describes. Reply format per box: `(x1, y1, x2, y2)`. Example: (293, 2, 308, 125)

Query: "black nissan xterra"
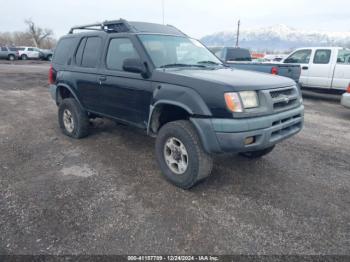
(49, 19, 304, 189)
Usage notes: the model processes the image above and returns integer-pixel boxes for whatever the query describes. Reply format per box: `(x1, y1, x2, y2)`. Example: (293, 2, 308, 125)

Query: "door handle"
(302, 66, 309, 70)
(98, 75, 107, 85)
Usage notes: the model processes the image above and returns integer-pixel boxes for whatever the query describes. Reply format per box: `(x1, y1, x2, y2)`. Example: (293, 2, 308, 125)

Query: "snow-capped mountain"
(200, 24, 350, 52)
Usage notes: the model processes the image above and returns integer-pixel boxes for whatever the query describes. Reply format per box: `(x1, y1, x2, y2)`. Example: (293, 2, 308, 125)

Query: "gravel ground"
(0, 62, 349, 255)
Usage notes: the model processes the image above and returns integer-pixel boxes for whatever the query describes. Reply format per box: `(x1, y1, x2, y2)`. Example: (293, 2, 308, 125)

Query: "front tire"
(239, 145, 275, 158)
(21, 54, 28, 60)
(58, 98, 89, 139)
(155, 120, 213, 189)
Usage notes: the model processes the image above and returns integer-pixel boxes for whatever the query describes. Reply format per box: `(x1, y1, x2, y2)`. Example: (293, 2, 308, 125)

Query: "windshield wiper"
(197, 60, 221, 65)
(160, 63, 206, 68)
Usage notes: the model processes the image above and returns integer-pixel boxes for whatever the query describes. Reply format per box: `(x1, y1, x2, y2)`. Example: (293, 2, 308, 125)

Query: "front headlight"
(224, 91, 258, 112)
(239, 91, 259, 109)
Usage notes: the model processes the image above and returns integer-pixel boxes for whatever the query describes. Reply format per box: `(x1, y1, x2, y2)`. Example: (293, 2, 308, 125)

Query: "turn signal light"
(224, 93, 243, 112)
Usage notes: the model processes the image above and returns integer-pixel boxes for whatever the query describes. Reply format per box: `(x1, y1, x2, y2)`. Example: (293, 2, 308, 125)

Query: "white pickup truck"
(283, 47, 350, 91)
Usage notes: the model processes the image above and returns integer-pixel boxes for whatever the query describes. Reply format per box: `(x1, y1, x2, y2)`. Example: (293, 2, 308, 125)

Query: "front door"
(284, 49, 312, 87)
(98, 37, 153, 128)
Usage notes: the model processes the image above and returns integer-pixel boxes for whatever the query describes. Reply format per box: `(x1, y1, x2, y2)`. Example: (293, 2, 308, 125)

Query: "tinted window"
(53, 38, 78, 65)
(9, 47, 18, 51)
(1, 47, 8, 51)
(28, 48, 34, 51)
(106, 38, 140, 70)
(285, 49, 311, 64)
(313, 49, 331, 64)
(81, 37, 101, 68)
(75, 38, 86, 65)
(337, 49, 350, 64)
(226, 48, 252, 62)
(17, 48, 25, 51)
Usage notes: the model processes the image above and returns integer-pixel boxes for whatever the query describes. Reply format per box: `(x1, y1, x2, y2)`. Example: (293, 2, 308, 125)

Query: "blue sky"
(1, 0, 349, 38)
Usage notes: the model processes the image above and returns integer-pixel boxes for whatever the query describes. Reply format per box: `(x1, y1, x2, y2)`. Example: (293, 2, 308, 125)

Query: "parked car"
(209, 47, 301, 83)
(0, 46, 19, 60)
(17, 46, 41, 60)
(283, 47, 350, 91)
(49, 19, 304, 189)
(39, 49, 53, 61)
(341, 84, 350, 108)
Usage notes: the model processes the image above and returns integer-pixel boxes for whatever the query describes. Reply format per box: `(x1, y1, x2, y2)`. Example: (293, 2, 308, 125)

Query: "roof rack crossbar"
(68, 19, 135, 34)
(69, 22, 104, 34)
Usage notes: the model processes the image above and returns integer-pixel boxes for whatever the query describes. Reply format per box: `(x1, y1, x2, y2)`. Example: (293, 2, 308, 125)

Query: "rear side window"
(9, 47, 17, 51)
(337, 49, 350, 64)
(226, 48, 252, 62)
(53, 38, 78, 65)
(313, 49, 331, 64)
(75, 38, 87, 65)
(285, 49, 311, 64)
(106, 38, 140, 71)
(81, 37, 101, 68)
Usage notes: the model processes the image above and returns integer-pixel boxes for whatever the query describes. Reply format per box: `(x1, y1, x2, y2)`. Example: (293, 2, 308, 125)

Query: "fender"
(55, 83, 83, 108)
(147, 83, 212, 134)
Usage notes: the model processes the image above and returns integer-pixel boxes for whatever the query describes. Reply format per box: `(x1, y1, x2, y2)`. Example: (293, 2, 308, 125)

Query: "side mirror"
(123, 58, 148, 76)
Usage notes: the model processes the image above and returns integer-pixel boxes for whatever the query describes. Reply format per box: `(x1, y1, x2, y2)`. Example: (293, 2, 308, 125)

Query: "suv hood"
(153, 67, 295, 92)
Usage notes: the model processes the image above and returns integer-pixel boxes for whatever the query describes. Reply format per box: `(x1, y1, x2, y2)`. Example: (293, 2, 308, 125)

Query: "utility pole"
(162, 0, 165, 25)
(235, 20, 240, 47)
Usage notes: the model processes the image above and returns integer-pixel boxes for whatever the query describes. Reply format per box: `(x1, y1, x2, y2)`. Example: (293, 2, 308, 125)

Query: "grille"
(270, 88, 293, 98)
(269, 87, 298, 112)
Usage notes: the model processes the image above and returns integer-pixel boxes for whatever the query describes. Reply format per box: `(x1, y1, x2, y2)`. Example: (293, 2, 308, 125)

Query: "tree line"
(0, 19, 56, 49)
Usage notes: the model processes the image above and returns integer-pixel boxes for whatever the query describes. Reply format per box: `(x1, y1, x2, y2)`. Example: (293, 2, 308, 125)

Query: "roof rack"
(68, 19, 187, 37)
(68, 19, 135, 34)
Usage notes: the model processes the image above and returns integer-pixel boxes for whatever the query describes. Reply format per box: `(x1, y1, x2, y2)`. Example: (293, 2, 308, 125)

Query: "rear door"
(307, 49, 333, 88)
(331, 49, 350, 90)
(72, 36, 103, 112)
(284, 49, 312, 86)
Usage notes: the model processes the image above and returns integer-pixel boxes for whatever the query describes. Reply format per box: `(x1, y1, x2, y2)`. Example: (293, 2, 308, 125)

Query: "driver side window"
(285, 49, 311, 64)
(106, 38, 140, 71)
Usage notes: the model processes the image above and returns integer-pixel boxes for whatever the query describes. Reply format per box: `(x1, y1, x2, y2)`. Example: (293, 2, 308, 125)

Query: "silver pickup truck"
(209, 47, 301, 83)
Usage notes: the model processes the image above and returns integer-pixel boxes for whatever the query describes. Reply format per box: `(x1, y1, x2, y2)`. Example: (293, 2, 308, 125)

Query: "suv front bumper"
(191, 105, 304, 154)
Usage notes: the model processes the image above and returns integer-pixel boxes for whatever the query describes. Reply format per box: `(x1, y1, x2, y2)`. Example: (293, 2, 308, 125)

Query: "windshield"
(138, 34, 222, 68)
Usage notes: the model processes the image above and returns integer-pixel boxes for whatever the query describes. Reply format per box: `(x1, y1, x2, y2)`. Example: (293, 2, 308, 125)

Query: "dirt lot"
(0, 62, 349, 255)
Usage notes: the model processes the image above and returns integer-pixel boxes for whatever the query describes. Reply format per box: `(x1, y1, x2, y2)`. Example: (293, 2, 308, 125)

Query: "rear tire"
(239, 145, 275, 158)
(8, 54, 15, 61)
(58, 98, 89, 139)
(155, 120, 213, 189)
(21, 54, 28, 60)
